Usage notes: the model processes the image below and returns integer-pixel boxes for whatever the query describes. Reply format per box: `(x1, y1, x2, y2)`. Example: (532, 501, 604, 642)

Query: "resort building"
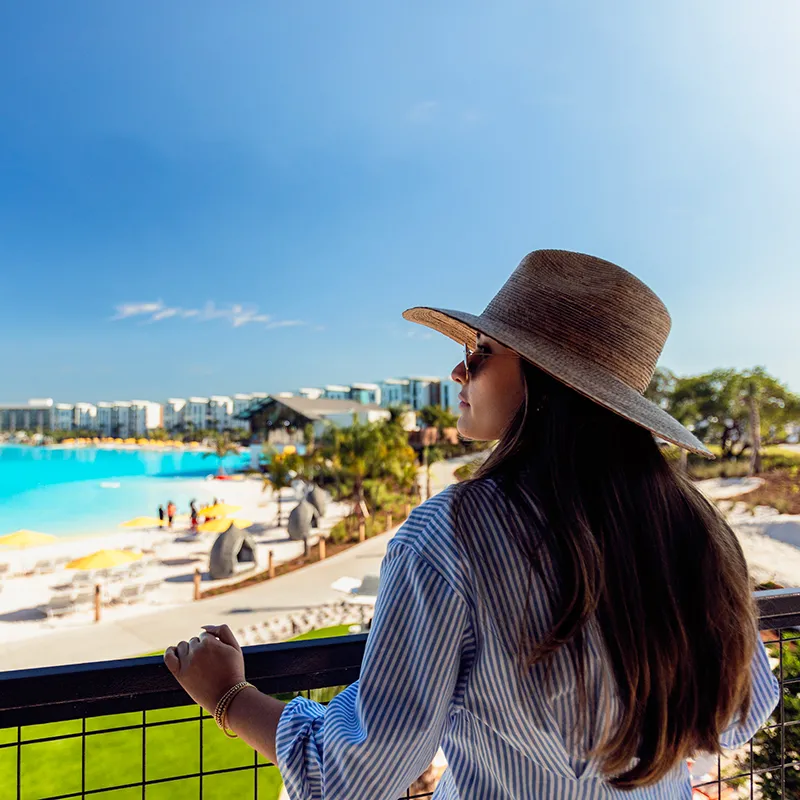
(163, 398, 187, 433)
(209, 396, 234, 431)
(349, 383, 382, 406)
(322, 385, 351, 401)
(238, 395, 390, 447)
(231, 394, 255, 430)
(297, 387, 324, 400)
(379, 378, 411, 407)
(111, 402, 132, 438)
(54, 404, 75, 431)
(129, 401, 163, 436)
(74, 403, 98, 430)
(96, 403, 113, 436)
(0, 399, 55, 432)
(185, 397, 210, 431)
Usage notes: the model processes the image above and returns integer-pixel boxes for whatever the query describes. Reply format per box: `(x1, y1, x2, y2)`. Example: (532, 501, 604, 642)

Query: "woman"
(165, 250, 778, 798)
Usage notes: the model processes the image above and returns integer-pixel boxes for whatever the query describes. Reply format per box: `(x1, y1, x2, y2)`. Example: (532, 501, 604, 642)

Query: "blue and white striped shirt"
(276, 480, 780, 799)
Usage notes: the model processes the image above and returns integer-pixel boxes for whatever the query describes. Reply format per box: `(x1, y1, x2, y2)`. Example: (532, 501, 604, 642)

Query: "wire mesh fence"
(1, 589, 799, 799)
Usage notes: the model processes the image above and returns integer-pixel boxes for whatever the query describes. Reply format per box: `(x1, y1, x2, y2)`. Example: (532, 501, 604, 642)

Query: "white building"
(209, 396, 233, 432)
(440, 380, 461, 414)
(112, 402, 132, 438)
(349, 383, 382, 406)
(96, 402, 114, 436)
(231, 394, 254, 431)
(54, 404, 75, 431)
(163, 399, 186, 433)
(297, 387, 324, 400)
(379, 379, 410, 408)
(0, 399, 56, 432)
(74, 403, 98, 430)
(322, 385, 350, 401)
(185, 397, 210, 431)
(129, 401, 163, 437)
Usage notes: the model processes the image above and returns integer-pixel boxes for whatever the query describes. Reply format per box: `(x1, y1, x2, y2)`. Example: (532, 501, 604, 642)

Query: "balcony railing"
(1, 589, 799, 799)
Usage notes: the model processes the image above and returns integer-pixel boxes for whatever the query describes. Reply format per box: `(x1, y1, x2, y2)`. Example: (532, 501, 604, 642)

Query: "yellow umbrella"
(198, 502, 242, 518)
(119, 516, 166, 528)
(137, 438, 149, 446)
(197, 518, 253, 534)
(0, 530, 58, 549)
(67, 549, 141, 570)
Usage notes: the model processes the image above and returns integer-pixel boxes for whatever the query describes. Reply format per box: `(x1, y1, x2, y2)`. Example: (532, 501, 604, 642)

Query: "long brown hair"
(457, 359, 756, 789)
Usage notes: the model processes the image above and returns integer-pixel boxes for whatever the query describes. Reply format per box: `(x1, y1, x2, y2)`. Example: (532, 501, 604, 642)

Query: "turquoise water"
(0, 445, 251, 537)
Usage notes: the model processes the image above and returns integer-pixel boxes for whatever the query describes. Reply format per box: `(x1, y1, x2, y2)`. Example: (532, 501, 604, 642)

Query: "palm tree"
(203, 433, 240, 475)
(262, 447, 301, 525)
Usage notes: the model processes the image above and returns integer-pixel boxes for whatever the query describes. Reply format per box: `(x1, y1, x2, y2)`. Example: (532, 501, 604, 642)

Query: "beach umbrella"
(0, 530, 58, 549)
(199, 502, 242, 518)
(119, 516, 166, 528)
(197, 517, 253, 534)
(67, 549, 141, 570)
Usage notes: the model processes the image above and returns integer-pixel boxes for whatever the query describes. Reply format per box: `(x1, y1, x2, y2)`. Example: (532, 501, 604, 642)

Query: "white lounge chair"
(33, 559, 55, 575)
(73, 591, 95, 609)
(0, 563, 9, 578)
(116, 584, 146, 604)
(42, 595, 77, 618)
(71, 571, 93, 586)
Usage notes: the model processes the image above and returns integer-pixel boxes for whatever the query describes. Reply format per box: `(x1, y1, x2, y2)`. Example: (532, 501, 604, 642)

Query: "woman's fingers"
(163, 646, 179, 676)
(202, 624, 240, 651)
(176, 640, 189, 660)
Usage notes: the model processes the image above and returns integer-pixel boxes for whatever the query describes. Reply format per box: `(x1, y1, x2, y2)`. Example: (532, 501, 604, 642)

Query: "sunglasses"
(463, 343, 519, 379)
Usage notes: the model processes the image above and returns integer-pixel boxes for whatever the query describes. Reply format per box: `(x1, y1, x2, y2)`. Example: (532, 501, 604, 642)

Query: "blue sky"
(1, 2, 799, 402)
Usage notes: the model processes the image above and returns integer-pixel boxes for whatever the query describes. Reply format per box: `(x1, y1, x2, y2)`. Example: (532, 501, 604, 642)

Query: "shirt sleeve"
(719, 632, 780, 750)
(275, 540, 469, 799)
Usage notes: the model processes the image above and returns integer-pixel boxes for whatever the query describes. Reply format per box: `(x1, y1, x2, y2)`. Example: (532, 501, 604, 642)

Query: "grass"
(11, 626, 360, 799)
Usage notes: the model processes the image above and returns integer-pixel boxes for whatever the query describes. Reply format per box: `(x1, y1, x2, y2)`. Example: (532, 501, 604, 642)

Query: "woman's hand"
(164, 624, 246, 714)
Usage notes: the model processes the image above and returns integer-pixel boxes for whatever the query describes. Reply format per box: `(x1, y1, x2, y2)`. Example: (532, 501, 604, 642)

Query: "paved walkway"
(6, 455, 476, 671)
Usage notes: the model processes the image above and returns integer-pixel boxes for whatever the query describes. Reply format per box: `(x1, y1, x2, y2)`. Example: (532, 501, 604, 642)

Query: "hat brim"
(402, 306, 713, 459)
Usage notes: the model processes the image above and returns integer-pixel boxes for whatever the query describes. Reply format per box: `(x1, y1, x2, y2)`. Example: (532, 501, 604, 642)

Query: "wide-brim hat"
(403, 249, 712, 458)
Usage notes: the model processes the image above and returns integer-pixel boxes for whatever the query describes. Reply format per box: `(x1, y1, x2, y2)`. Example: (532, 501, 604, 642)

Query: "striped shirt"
(276, 479, 780, 799)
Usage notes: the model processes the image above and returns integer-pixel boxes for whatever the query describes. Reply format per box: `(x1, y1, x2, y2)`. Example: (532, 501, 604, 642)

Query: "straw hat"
(403, 249, 711, 457)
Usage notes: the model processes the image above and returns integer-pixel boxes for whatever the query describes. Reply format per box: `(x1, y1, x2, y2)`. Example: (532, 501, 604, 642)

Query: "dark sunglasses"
(463, 342, 519, 379)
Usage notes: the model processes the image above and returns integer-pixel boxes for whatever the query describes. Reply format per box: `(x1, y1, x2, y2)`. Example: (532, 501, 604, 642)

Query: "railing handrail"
(2, 588, 799, 729)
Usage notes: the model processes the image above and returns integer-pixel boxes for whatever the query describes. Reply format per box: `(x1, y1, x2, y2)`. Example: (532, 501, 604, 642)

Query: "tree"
(644, 367, 677, 410)
(261, 446, 302, 525)
(419, 405, 459, 439)
(669, 368, 800, 461)
(423, 445, 447, 500)
(203, 432, 240, 475)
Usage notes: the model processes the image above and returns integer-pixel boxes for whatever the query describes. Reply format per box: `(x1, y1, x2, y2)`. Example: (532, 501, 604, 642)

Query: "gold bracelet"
(214, 681, 253, 738)
(214, 681, 248, 728)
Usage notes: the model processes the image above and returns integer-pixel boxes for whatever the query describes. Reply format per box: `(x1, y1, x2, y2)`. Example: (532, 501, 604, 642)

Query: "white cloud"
(111, 300, 305, 330)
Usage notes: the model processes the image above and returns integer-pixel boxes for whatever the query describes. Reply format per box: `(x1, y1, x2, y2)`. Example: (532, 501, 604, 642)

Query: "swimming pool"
(0, 445, 251, 537)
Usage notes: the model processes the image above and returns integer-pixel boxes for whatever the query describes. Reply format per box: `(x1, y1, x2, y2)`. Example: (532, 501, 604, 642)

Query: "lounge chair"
(33, 559, 55, 575)
(71, 571, 93, 586)
(54, 556, 71, 568)
(73, 592, 95, 609)
(0, 563, 9, 578)
(142, 580, 161, 599)
(42, 595, 77, 618)
(116, 584, 146, 604)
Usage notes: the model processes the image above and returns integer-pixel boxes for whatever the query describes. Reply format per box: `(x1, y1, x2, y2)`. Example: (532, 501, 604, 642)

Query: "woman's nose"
(451, 360, 467, 384)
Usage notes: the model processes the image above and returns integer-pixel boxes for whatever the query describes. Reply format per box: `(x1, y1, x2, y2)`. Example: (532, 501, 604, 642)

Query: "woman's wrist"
(224, 684, 261, 734)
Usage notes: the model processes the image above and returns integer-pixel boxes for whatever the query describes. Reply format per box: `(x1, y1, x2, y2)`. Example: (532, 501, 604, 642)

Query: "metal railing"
(1, 589, 799, 799)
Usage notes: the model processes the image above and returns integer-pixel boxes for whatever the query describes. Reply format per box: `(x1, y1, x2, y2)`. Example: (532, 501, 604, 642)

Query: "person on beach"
(157, 505, 165, 526)
(166, 501, 176, 529)
(190, 500, 198, 531)
(165, 250, 779, 799)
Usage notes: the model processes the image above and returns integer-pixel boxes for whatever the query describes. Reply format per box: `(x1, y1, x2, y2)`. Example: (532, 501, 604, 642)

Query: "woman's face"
(451, 334, 525, 441)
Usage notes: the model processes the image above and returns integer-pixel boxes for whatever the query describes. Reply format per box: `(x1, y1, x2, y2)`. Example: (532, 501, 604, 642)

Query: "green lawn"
(2, 627, 357, 799)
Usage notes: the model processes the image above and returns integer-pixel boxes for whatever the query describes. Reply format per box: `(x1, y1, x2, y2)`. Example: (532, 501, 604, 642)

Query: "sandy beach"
(0, 475, 350, 645)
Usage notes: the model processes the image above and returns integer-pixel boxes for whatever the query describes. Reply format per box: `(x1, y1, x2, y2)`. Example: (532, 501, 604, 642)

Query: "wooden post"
(193, 568, 201, 601)
(94, 584, 102, 623)
(358, 521, 366, 542)
(268, 550, 275, 579)
(404, 502, 411, 519)
(319, 537, 326, 560)
(386, 513, 393, 531)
